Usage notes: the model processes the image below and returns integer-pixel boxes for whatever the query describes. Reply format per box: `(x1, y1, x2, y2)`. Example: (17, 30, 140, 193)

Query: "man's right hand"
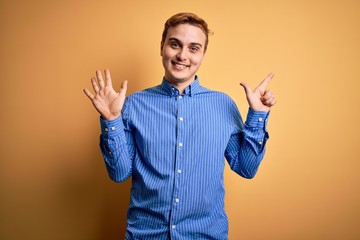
(83, 69, 127, 120)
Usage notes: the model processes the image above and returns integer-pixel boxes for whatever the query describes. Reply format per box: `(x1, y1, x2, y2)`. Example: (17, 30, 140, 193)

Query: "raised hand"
(240, 73, 276, 112)
(83, 69, 127, 120)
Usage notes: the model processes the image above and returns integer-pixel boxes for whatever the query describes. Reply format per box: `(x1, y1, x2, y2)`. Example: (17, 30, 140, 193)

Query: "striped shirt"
(99, 77, 270, 240)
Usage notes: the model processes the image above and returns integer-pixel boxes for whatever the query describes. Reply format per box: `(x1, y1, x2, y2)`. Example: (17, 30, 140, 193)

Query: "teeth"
(173, 62, 187, 69)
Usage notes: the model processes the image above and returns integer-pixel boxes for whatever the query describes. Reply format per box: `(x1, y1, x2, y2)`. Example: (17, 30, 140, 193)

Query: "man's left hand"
(240, 73, 276, 112)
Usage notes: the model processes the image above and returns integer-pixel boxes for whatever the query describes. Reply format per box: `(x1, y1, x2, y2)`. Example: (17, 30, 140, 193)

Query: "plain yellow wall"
(1, 0, 359, 239)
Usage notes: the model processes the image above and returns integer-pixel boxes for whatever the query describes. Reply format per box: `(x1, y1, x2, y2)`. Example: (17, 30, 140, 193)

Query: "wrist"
(101, 113, 121, 121)
(249, 105, 270, 112)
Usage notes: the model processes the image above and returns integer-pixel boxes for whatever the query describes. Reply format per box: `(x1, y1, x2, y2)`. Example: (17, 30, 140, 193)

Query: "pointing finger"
(257, 72, 275, 90)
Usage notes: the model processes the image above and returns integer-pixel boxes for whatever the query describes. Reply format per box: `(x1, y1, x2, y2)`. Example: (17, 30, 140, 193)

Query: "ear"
(160, 41, 164, 56)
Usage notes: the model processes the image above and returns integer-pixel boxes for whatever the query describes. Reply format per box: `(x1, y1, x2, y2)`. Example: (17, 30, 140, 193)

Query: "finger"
(104, 68, 113, 88)
(120, 80, 128, 93)
(256, 72, 275, 90)
(83, 88, 94, 100)
(239, 82, 252, 95)
(91, 77, 100, 93)
(261, 90, 273, 99)
(270, 98, 277, 106)
(96, 70, 105, 89)
(262, 96, 276, 106)
(264, 97, 276, 107)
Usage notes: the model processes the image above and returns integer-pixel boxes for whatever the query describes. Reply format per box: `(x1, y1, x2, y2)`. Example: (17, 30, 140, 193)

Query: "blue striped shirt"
(99, 77, 270, 240)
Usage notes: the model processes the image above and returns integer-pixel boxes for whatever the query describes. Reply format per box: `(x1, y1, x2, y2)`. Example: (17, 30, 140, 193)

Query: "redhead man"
(84, 12, 276, 240)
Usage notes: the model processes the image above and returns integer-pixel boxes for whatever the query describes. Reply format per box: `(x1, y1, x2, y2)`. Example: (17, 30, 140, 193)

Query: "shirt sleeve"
(99, 101, 135, 182)
(225, 108, 270, 179)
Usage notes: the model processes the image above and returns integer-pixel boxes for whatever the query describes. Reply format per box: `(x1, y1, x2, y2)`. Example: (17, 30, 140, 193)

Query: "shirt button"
(172, 225, 176, 229)
(104, 128, 109, 132)
(111, 126, 116, 130)
(179, 117, 183, 121)
(258, 118, 263, 122)
(175, 198, 179, 203)
(177, 169, 182, 174)
(179, 143, 183, 147)
(178, 96, 182, 100)
(259, 141, 263, 145)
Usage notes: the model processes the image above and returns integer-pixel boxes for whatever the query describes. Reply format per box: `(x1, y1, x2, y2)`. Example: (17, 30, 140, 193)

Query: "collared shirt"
(99, 77, 270, 240)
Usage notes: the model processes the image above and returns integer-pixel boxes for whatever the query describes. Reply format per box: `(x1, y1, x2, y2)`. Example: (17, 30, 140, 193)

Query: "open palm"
(84, 69, 127, 120)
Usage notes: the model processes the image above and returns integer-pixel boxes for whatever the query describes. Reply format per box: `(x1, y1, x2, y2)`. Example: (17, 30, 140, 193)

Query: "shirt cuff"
(100, 115, 124, 137)
(245, 109, 270, 128)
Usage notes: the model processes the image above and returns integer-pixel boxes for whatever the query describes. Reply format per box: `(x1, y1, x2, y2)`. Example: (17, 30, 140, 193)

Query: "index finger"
(257, 72, 275, 90)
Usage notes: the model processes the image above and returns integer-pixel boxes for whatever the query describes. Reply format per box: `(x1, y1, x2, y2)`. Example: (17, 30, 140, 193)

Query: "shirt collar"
(161, 76, 201, 97)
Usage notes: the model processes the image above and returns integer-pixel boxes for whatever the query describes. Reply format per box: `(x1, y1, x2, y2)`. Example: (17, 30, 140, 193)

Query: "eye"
(170, 42, 180, 48)
(190, 46, 200, 52)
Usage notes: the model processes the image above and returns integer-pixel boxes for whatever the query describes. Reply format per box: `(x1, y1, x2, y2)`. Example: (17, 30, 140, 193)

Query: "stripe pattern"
(99, 77, 270, 240)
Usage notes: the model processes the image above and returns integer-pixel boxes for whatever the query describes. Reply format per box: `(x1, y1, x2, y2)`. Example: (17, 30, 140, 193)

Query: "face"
(161, 24, 206, 88)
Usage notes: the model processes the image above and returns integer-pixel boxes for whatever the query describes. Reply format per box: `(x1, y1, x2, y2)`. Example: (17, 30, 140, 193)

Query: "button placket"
(174, 97, 184, 207)
(170, 93, 185, 231)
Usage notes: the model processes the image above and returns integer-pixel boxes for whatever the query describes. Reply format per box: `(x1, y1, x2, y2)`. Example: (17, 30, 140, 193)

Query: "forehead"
(165, 23, 206, 45)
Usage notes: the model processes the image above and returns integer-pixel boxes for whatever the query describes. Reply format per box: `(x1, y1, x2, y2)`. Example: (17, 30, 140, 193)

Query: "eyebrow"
(168, 37, 203, 48)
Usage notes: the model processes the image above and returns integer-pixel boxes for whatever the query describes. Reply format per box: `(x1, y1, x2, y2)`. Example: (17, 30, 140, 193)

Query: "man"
(84, 12, 276, 240)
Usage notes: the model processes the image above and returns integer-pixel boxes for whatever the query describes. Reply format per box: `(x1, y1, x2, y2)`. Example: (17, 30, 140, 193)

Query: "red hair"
(161, 12, 213, 52)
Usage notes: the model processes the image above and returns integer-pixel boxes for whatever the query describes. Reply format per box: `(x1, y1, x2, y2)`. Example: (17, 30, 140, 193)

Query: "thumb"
(120, 80, 128, 93)
(240, 82, 252, 95)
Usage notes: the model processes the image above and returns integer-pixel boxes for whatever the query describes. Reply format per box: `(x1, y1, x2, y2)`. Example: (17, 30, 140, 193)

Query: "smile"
(172, 61, 189, 70)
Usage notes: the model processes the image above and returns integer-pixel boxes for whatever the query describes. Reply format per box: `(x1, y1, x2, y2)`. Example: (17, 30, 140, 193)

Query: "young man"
(84, 12, 276, 240)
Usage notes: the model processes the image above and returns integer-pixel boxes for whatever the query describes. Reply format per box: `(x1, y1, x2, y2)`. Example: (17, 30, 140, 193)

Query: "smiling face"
(161, 23, 206, 92)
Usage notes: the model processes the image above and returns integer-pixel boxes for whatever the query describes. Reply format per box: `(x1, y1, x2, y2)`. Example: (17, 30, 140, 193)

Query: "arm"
(84, 69, 133, 182)
(99, 111, 134, 182)
(225, 73, 276, 178)
(225, 109, 269, 179)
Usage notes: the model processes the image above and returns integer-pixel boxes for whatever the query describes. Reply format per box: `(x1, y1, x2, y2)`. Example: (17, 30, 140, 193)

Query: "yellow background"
(1, 0, 359, 239)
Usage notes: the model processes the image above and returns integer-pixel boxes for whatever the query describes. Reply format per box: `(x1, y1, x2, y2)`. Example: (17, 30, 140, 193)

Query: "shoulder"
(197, 86, 236, 105)
(126, 85, 164, 100)
(128, 85, 165, 98)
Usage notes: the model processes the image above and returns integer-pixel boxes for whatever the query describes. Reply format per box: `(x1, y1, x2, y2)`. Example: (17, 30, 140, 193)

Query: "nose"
(176, 48, 187, 61)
